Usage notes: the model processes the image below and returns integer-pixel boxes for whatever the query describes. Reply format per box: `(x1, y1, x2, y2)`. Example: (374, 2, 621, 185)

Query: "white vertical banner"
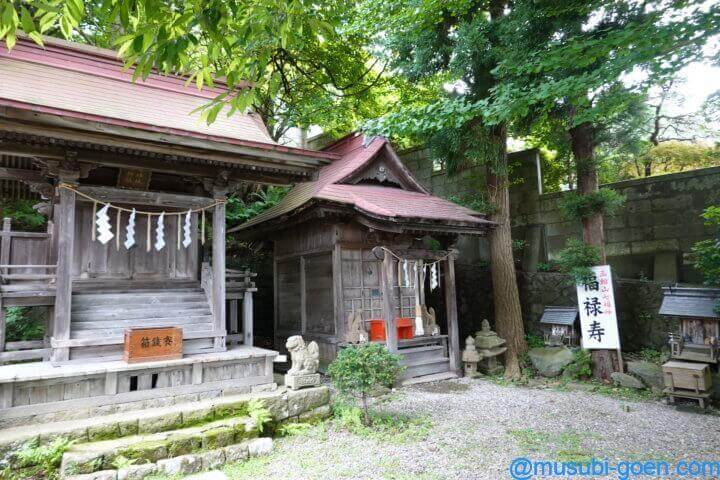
(576, 265, 621, 350)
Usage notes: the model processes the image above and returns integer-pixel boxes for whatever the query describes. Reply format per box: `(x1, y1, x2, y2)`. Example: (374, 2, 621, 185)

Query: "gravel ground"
(212, 378, 720, 480)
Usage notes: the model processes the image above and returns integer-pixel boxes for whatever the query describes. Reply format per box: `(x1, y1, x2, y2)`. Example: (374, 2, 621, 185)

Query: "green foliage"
(225, 187, 288, 227)
(275, 422, 315, 438)
(556, 239, 601, 285)
(562, 349, 593, 380)
(247, 399, 272, 434)
(110, 455, 137, 470)
(558, 189, 626, 221)
(331, 400, 431, 444)
(525, 333, 545, 350)
(8, 437, 74, 479)
(692, 205, 720, 286)
(327, 343, 404, 425)
(5, 307, 45, 342)
(0, 200, 47, 232)
(636, 348, 664, 365)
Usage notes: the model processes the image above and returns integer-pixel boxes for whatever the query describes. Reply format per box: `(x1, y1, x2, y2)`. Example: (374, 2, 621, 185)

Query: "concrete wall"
(400, 147, 720, 283)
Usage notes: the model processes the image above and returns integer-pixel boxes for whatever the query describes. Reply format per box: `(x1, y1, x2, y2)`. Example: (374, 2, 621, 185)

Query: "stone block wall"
(400, 147, 720, 283)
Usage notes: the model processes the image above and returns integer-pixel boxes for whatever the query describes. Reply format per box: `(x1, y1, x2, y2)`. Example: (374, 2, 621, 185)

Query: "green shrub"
(637, 348, 664, 364)
(5, 307, 45, 342)
(327, 343, 404, 426)
(331, 400, 431, 443)
(7, 437, 74, 479)
(558, 188, 625, 221)
(525, 333, 545, 349)
(0, 200, 47, 232)
(562, 349, 593, 380)
(556, 238, 601, 285)
(247, 399, 272, 433)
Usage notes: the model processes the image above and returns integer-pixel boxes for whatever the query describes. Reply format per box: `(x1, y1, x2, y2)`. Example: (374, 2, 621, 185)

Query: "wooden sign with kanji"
(123, 327, 183, 363)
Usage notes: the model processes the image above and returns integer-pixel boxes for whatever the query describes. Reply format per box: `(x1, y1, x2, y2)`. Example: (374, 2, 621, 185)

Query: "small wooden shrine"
(659, 286, 719, 408)
(539, 306, 580, 347)
(0, 36, 333, 423)
(231, 133, 495, 382)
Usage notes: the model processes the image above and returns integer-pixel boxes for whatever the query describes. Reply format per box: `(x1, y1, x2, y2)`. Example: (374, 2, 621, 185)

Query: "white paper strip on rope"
(155, 212, 166, 251)
(183, 210, 192, 248)
(95, 204, 114, 245)
(430, 263, 439, 291)
(124, 208, 136, 249)
(402, 260, 410, 287)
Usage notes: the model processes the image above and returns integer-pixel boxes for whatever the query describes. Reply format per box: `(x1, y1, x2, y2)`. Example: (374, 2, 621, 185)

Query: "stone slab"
(284, 373, 321, 390)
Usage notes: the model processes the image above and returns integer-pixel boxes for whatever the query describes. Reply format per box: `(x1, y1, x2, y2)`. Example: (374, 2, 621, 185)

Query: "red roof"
(233, 133, 494, 233)
(0, 35, 337, 163)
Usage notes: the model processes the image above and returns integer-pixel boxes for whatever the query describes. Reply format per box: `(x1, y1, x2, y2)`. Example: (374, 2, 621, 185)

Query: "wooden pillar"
(0, 296, 5, 355)
(212, 192, 227, 351)
(243, 290, 253, 346)
(52, 177, 76, 362)
(444, 253, 461, 374)
(0, 218, 10, 278)
(380, 249, 399, 352)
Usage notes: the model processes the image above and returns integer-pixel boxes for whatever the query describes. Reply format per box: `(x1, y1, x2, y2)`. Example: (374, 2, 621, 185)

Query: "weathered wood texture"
(52, 179, 76, 362)
(381, 249, 399, 352)
(0, 347, 275, 417)
(443, 255, 461, 374)
(71, 203, 198, 281)
(0, 155, 39, 201)
(212, 198, 226, 350)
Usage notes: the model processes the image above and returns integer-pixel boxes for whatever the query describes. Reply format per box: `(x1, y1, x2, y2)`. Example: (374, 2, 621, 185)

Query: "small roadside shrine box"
(658, 286, 719, 408)
(539, 306, 579, 347)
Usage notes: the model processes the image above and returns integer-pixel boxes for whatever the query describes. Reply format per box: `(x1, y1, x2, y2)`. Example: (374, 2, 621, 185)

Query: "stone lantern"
(475, 319, 507, 375)
(462, 336, 481, 377)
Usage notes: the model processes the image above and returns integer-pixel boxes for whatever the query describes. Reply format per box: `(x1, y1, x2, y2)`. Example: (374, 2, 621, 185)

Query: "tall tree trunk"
(569, 122, 618, 380)
(486, 123, 526, 379)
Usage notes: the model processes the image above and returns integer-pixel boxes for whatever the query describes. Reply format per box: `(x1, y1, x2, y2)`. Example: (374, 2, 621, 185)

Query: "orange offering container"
(369, 318, 414, 341)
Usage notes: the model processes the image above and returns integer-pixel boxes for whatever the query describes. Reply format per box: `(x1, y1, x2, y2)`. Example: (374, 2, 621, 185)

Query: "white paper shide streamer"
(95, 204, 114, 245)
(430, 263, 439, 291)
(182, 210, 192, 248)
(155, 212, 166, 251)
(402, 260, 410, 287)
(124, 208, 137, 249)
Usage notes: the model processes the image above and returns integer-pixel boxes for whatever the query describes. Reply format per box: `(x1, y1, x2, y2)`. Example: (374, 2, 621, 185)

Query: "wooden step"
(72, 293, 206, 307)
(71, 322, 214, 338)
(400, 358, 451, 380)
(401, 371, 459, 386)
(72, 315, 214, 329)
(399, 345, 446, 364)
(72, 304, 211, 319)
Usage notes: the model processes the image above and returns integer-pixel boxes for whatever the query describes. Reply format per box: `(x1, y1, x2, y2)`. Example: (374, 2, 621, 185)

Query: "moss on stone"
(201, 426, 235, 450)
(213, 400, 249, 420)
(119, 439, 168, 465)
(166, 433, 202, 458)
(88, 423, 121, 442)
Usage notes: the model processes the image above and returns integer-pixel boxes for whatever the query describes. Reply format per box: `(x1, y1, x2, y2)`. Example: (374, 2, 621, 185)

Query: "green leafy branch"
(556, 238, 601, 285)
(558, 188, 625, 222)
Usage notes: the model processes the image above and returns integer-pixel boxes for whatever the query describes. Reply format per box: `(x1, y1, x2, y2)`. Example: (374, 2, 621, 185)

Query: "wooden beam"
(0, 296, 5, 354)
(444, 254, 461, 374)
(0, 114, 327, 172)
(300, 256, 307, 335)
(76, 185, 213, 209)
(332, 243, 345, 342)
(51, 176, 76, 362)
(381, 248, 399, 353)
(0, 167, 44, 183)
(212, 192, 227, 352)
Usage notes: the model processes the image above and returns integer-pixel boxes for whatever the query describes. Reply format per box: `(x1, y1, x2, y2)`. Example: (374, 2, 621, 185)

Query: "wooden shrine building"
(0, 36, 336, 423)
(231, 133, 495, 382)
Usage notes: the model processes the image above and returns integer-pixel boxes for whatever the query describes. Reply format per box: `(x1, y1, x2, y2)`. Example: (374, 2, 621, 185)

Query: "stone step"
(64, 437, 273, 479)
(400, 371, 459, 386)
(60, 415, 261, 476)
(399, 357, 452, 380)
(0, 385, 330, 455)
(399, 345, 446, 364)
(72, 305, 212, 321)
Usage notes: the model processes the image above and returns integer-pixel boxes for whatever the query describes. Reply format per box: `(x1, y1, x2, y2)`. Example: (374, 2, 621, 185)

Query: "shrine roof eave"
(232, 201, 495, 240)
(0, 105, 335, 182)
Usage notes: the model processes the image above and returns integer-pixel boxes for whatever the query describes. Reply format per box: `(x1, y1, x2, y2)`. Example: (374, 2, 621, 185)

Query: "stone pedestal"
(284, 373, 321, 390)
